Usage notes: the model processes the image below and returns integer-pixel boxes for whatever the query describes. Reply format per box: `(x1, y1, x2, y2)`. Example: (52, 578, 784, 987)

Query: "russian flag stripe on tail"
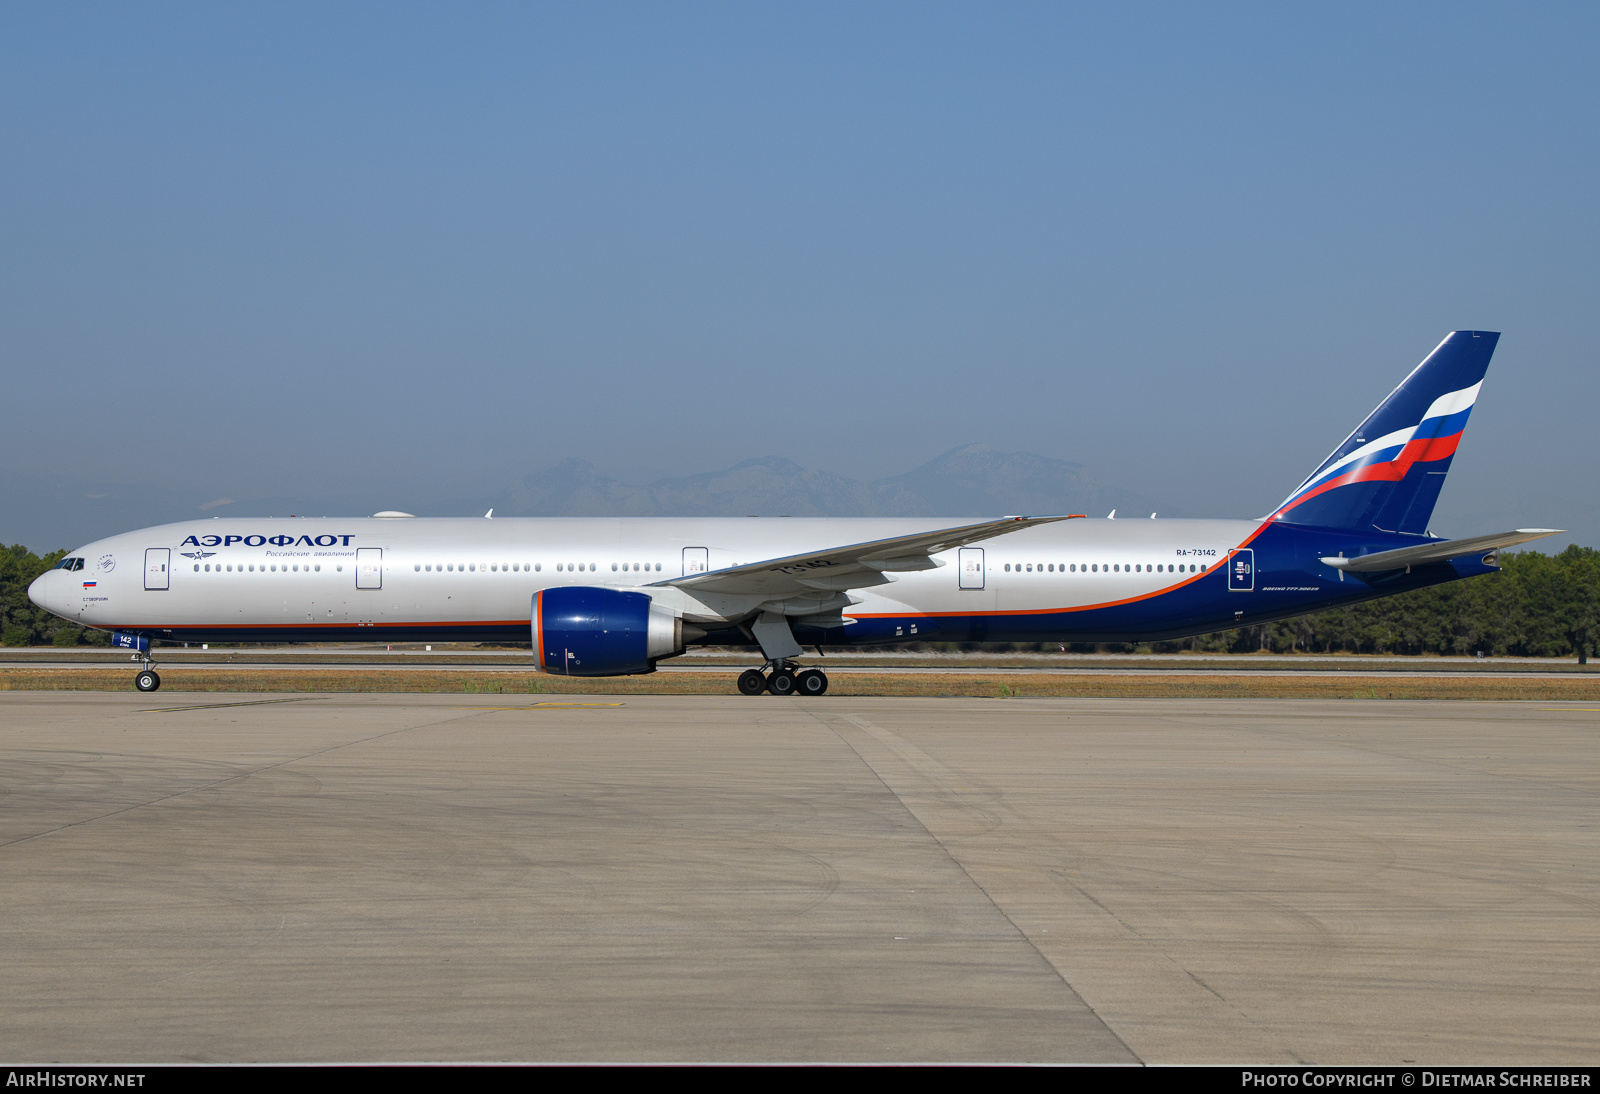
(1272, 331, 1498, 535)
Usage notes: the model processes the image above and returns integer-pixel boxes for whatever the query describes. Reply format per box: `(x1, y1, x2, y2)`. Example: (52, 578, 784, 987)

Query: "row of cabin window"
(417, 563, 539, 573)
(195, 563, 336, 573)
(411, 562, 665, 573)
(1003, 562, 1210, 574)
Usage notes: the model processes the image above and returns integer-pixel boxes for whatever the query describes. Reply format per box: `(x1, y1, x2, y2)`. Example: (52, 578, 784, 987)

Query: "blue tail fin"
(1271, 331, 1499, 535)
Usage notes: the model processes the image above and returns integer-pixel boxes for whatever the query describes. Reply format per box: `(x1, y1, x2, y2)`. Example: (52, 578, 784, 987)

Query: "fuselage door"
(1229, 548, 1255, 592)
(682, 547, 709, 577)
(958, 547, 985, 590)
(144, 548, 170, 590)
(356, 548, 383, 590)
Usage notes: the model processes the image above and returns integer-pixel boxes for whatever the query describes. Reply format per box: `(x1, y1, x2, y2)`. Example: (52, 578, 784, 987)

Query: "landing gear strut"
(735, 660, 828, 697)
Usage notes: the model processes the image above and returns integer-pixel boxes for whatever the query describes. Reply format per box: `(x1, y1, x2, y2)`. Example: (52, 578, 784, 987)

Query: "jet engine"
(532, 587, 690, 676)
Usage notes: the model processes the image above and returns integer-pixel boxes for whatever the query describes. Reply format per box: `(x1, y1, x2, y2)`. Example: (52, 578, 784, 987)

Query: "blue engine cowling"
(532, 587, 683, 676)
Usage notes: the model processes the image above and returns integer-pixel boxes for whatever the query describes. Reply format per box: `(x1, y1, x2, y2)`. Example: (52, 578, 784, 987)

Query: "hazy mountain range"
(3, 444, 1166, 553)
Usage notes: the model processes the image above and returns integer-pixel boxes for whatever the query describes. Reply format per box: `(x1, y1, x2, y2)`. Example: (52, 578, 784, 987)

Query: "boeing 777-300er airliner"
(30, 331, 1561, 695)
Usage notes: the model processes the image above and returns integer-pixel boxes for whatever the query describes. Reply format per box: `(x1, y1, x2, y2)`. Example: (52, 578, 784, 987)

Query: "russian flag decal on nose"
(82, 581, 96, 588)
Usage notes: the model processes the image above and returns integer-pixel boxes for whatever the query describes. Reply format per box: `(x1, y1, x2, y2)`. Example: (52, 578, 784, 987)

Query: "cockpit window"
(54, 557, 83, 571)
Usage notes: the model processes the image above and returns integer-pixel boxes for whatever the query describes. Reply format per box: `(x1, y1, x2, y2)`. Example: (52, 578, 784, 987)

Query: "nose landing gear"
(735, 660, 828, 696)
(114, 634, 160, 692)
(130, 650, 161, 692)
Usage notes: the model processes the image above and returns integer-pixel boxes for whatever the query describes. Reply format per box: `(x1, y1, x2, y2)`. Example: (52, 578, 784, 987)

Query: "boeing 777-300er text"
(31, 331, 1561, 695)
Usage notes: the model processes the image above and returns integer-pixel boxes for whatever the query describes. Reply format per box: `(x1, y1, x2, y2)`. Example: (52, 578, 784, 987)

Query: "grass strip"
(3, 667, 1598, 701)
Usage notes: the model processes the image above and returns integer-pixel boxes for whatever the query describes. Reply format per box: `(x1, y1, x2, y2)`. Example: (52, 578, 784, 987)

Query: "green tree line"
(4, 539, 1597, 660)
(1, 544, 111, 647)
(1184, 545, 1599, 661)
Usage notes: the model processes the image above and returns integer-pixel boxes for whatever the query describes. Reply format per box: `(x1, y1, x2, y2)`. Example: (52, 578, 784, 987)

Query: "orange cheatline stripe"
(851, 556, 1241, 618)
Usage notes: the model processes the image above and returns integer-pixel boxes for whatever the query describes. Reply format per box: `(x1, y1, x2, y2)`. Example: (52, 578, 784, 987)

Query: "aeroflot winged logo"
(179, 533, 357, 547)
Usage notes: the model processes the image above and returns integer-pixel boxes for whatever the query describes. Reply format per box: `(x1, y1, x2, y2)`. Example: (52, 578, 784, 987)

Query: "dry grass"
(3, 666, 1598, 701)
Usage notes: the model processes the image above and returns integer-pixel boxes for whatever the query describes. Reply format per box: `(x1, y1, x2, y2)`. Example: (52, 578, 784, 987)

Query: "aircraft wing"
(652, 515, 1077, 598)
(1320, 528, 1563, 573)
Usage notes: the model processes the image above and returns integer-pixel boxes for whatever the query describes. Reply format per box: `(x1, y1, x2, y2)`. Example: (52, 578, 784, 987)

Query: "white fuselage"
(32, 515, 1260, 643)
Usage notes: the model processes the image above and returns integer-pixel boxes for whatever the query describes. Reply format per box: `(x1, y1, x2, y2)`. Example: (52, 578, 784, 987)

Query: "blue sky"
(3, 3, 1596, 546)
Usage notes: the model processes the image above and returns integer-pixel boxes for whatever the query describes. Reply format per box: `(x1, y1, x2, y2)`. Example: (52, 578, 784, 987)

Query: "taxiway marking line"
(463, 702, 626, 710)
(138, 697, 332, 713)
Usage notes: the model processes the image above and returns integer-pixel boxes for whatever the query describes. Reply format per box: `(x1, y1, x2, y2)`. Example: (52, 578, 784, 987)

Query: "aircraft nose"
(28, 571, 62, 616)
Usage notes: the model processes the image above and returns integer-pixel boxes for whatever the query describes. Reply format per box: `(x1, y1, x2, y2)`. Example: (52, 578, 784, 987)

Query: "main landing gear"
(737, 660, 828, 697)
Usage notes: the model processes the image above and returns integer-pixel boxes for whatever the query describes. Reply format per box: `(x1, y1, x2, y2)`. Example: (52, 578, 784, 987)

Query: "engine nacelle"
(532, 587, 684, 676)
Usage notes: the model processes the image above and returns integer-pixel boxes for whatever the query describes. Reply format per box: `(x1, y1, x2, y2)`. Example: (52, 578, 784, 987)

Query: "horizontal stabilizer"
(1320, 529, 1563, 573)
